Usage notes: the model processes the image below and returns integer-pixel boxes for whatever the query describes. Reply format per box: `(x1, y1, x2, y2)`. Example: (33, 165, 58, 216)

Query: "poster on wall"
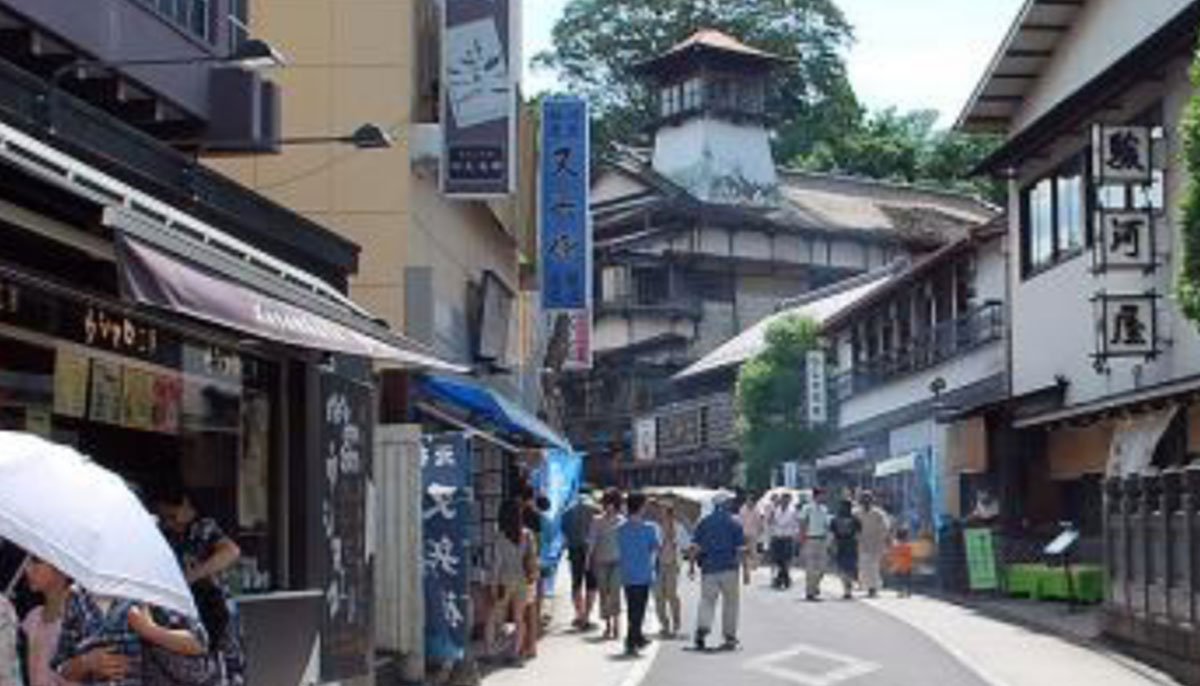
(53, 348, 90, 419)
(634, 417, 657, 462)
(317, 372, 375, 682)
(121, 366, 156, 432)
(421, 433, 471, 663)
(150, 373, 182, 434)
(441, 0, 518, 197)
(88, 359, 123, 425)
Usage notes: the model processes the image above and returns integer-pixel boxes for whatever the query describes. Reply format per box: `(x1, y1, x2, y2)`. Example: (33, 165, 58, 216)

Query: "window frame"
(1019, 150, 1093, 279)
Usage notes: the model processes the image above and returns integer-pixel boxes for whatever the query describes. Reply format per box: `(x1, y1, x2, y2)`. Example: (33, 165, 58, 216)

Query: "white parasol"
(0, 432, 197, 619)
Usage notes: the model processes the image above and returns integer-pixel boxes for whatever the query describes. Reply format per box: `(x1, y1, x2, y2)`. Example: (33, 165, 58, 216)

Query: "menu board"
(53, 348, 90, 419)
(88, 359, 123, 425)
(317, 371, 374, 682)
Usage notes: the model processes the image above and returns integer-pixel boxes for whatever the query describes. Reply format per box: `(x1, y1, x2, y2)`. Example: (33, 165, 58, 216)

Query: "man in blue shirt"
(617, 492, 660, 657)
(688, 496, 747, 651)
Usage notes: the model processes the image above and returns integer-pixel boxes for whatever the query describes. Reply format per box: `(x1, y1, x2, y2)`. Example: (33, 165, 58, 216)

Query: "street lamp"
(175, 123, 395, 153)
(43, 38, 286, 133)
(277, 123, 394, 150)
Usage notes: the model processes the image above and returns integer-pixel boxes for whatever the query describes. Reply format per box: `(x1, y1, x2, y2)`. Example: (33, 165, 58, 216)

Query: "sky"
(523, 0, 1025, 128)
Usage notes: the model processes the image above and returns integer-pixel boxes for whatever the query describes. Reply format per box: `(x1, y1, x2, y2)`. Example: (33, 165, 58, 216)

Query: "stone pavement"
(862, 588, 1182, 686)
(481, 565, 662, 686)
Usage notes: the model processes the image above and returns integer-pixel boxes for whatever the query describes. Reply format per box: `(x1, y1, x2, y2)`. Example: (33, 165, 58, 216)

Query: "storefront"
(0, 113, 459, 686)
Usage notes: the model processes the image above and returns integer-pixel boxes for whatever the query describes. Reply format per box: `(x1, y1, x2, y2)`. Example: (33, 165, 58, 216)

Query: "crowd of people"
(482, 484, 914, 662)
(0, 485, 246, 686)
(759, 488, 911, 601)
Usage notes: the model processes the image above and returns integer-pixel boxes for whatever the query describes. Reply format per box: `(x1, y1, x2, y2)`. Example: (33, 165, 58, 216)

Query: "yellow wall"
(208, 0, 524, 362)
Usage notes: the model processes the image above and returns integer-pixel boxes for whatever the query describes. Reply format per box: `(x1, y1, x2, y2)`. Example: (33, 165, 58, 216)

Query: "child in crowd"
(889, 527, 913, 598)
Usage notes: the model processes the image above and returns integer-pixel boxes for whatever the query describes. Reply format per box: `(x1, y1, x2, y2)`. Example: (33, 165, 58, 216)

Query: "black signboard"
(317, 371, 375, 681)
(0, 272, 183, 368)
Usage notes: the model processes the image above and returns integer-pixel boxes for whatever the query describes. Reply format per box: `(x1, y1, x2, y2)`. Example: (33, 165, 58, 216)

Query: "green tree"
(735, 315, 827, 491)
(533, 0, 860, 158)
(797, 107, 1004, 204)
(1178, 46, 1200, 322)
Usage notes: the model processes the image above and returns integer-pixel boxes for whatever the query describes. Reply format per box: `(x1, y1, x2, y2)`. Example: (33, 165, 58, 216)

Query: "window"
(682, 78, 703, 112)
(660, 84, 683, 118)
(1021, 152, 1090, 276)
(141, 0, 212, 42)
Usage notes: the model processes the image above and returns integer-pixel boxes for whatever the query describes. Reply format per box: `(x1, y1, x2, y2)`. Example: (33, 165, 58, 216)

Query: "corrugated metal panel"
(373, 424, 425, 681)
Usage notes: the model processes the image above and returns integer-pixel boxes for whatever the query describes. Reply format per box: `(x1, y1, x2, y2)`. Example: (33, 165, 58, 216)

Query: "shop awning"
(115, 235, 465, 372)
(874, 452, 918, 479)
(417, 374, 571, 451)
(1107, 407, 1178, 478)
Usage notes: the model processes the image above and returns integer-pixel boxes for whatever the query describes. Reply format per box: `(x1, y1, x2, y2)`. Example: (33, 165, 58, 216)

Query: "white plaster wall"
(839, 342, 1005, 429)
(652, 117, 778, 201)
(975, 238, 1007, 303)
(1013, 0, 1193, 134)
(1009, 61, 1200, 407)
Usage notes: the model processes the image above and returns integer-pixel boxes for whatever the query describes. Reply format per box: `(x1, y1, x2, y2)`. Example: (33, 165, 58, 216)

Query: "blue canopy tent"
(416, 374, 572, 451)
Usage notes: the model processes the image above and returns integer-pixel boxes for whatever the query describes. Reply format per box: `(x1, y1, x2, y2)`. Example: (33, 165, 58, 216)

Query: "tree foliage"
(735, 315, 826, 491)
(534, 0, 860, 159)
(796, 107, 1005, 204)
(1178, 47, 1200, 323)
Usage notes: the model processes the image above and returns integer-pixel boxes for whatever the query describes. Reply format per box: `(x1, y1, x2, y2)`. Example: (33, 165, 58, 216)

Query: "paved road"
(641, 570, 991, 686)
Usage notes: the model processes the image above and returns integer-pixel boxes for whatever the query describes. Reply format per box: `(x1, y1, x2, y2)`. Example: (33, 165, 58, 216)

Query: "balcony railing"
(0, 55, 357, 282)
(596, 295, 703, 320)
(833, 301, 1004, 400)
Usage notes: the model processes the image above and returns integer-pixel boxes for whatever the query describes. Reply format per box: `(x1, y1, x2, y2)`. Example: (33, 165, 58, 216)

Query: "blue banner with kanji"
(539, 96, 591, 310)
(532, 449, 583, 570)
(421, 433, 471, 662)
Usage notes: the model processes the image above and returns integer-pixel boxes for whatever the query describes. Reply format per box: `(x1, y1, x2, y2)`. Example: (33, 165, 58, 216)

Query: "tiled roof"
(674, 269, 897, 380)
(661, 29, 785, 62)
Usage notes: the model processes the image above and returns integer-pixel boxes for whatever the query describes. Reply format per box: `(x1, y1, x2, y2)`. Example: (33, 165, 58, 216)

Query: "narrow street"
(646, 573, 989, 686)
(493, 568, 1182, 686)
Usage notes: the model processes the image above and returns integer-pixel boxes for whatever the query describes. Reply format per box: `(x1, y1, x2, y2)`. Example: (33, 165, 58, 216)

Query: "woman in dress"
(830, 498, 861, 600)
(153, 487, 245, 686)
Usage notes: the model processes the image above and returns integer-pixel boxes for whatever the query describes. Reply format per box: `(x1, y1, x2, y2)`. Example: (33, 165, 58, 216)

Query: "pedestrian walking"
(737, 493, 762, 570)
(650, 499, 686, 638)
(830, 498, 861, 600)
(1, 592, 22, 686)
(688, 497, 746, 651)
(21, 558, 78, 686)
(588, 489, 625, 641)
(765, 493, 799, 590)
(798, 488, 832, 601)
(616, 493, 659, 657)
(561, 494, 599, 630)
(153, 487, 245, 686)
(856, 491, 892, 598)
(485, 499, 537, 665)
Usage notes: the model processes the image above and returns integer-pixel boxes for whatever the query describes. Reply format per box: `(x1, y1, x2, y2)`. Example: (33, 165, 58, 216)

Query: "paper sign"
(53, 348, 90, 418)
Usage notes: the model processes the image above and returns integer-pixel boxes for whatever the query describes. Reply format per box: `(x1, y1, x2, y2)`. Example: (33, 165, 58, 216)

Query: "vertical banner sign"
(318, 373, 375, 681)
(805, 350, 828, 426)
(532, 449, 583, 571)
(421, 433, 472, 662)
(540, 96, 591, 311)
(441, 0, 518, 197)
(561, 309, 593, 370)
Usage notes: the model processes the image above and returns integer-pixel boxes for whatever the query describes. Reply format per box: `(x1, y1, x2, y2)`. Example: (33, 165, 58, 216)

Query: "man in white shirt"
(798, 488, 832, 601)
(766, 493, 799, 590)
